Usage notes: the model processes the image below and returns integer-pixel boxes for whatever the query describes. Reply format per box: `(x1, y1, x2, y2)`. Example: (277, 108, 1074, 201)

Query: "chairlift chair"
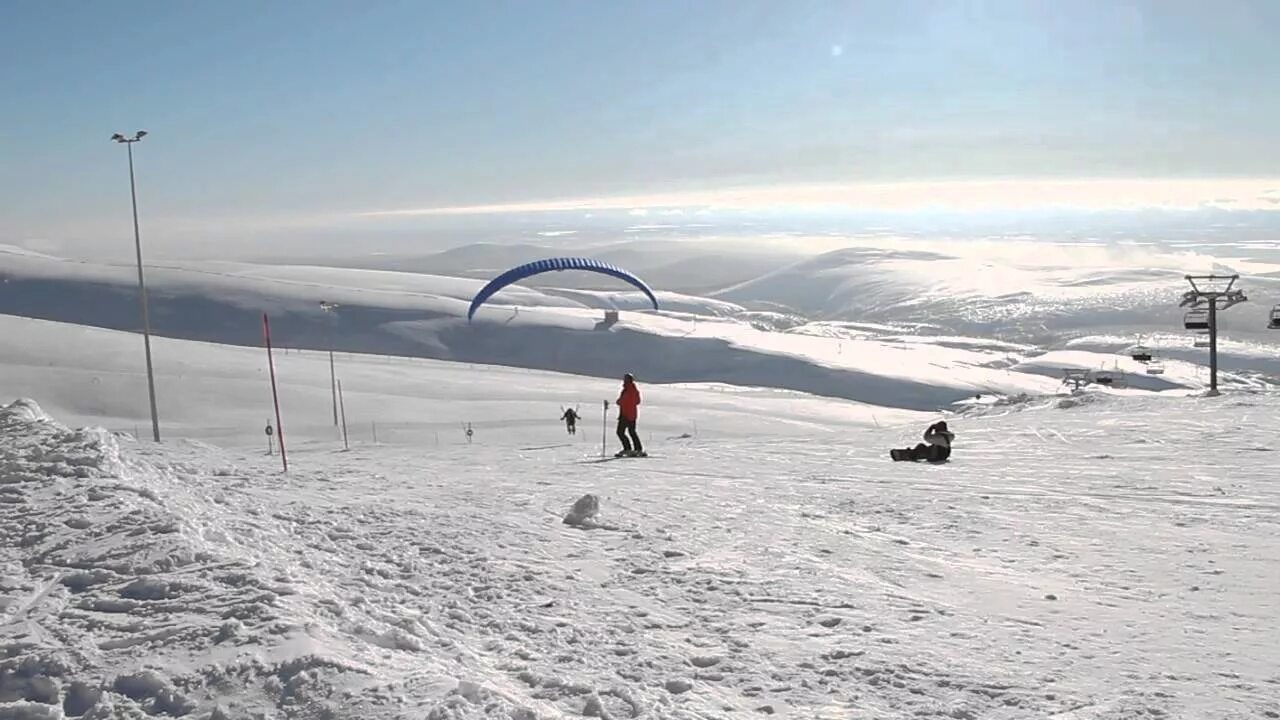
(1145, 360, 1165, 375)
(1093, 372, 1115, 386)
(1184, 308, 1209, 331)
(1061, 369, 1090, 391)
(1193, 337, 1210, 348)
(1269, 304, 1280, 330)
(1129, 345, 1152, 363)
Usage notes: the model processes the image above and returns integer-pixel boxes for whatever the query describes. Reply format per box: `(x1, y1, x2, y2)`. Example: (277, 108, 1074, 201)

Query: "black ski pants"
(617, 417, 642, 453)
(904, 443, 949, 462)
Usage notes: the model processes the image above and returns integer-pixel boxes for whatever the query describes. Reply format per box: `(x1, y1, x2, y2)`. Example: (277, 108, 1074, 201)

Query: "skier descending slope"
(561, 407, 579, 435)
(615, 373, 645, 457)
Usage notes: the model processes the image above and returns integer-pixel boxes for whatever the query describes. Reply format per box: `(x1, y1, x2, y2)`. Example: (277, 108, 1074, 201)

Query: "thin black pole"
(1208, 298, 1219, 395)
(601, 400, 608, 457)
(320, 303, 340, 426)
(263, 314, 288, 472)
(329, 350, 338, 426)
(338, 379, 350, 451)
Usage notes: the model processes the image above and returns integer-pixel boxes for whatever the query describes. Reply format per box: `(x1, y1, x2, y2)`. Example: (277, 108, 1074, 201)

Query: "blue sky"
(3, 0, 1279, 254)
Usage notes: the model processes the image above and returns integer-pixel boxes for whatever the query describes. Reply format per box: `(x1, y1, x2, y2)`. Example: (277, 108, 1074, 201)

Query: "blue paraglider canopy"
(467, 257, 659, 321)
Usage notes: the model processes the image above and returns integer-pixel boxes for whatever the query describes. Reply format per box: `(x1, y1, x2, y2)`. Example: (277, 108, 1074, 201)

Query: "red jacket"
(617, 383, 641, 420)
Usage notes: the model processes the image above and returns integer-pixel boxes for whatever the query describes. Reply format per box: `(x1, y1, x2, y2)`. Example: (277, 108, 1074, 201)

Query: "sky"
(3, 0, 1280, 258)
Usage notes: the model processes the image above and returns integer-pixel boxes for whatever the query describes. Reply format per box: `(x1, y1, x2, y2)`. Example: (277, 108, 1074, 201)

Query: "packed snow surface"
(3, 388, 1278, 719)
(0, 315, 926, 443)
(3, 236, 1279, 718)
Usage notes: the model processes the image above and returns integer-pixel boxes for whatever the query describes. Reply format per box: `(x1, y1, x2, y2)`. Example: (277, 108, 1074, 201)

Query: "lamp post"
(320, 301, 339, 426)
(112, 130, 160, 442)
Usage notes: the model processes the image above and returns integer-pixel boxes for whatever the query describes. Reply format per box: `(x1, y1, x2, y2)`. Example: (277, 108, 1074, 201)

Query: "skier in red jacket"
(615, 373, 645, 457)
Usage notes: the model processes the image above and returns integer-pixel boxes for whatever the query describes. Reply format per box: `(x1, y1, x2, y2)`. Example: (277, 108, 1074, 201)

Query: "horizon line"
(357, 177, 1280, 219)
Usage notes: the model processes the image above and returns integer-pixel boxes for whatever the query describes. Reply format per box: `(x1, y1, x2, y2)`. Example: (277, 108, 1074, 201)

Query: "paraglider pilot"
(890, 421, 953, 463)
(615, 373, 645, 457)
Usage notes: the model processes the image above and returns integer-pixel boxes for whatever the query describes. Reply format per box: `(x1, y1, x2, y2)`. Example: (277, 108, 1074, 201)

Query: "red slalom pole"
(263, 313, 288, 472)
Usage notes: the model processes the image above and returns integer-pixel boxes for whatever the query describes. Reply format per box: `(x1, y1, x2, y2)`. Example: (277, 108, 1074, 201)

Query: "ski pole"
(601, 400, 609, 457)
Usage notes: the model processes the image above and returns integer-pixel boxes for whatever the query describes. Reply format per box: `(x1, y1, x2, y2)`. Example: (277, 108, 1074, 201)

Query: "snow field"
(7, 244, 1278, 413)
(3, 234, 1279, 718)
(3, 390, 1278, 719)
(0, 315, 929, 450)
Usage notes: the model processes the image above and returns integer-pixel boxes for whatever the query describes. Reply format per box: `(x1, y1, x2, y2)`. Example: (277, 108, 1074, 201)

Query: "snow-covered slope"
(3, 387, 1278, 719)
(0, 315, 928, 447)
(0, 255, 1083, 411)
(3, 242, 1277, 412)
(712, 240, 1280, 337)
(324, 239, 804, 295)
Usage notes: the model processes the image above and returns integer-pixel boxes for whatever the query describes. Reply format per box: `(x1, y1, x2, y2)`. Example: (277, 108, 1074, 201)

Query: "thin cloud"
(356, 178, 1280, 219)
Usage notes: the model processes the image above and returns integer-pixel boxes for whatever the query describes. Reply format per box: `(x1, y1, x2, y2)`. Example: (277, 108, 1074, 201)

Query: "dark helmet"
(623, 373, 635, 383)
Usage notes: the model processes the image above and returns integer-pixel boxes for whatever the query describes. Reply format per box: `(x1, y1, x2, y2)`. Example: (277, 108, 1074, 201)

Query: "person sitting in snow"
(890, 420, 954, 463)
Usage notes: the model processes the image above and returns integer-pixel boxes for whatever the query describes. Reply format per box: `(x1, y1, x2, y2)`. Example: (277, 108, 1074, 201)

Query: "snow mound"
(1056, 392, 1110, 410)
(0, 404, 652, 718)
(424, 680, 541, 719)
(562, 494, 601, 527)
(561, 493, 621, 531)
(0, 399, 54, 428)
(0, 406, 395, 718)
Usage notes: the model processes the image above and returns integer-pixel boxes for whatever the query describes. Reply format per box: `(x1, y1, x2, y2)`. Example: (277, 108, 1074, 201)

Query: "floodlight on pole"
(320, 301, 340, 426)
(1180, 274, 1247, 397)
(112, 130, 161, 442)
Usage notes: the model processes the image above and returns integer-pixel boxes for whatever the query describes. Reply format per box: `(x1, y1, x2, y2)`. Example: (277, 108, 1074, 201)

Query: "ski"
(578, 453, 653, 464)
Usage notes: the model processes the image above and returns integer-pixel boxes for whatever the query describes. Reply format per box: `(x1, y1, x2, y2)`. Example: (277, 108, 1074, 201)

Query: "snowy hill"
(3, 385, 1278, 719)
(0, 315, 928, 446)
(712, 240, 1280, 338)
(8, 241, 1279, 413)
(325, 240, 804, 295)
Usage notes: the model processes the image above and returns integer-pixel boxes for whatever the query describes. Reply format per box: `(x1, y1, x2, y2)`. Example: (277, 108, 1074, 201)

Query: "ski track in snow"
(2, 395, 1279, 719)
